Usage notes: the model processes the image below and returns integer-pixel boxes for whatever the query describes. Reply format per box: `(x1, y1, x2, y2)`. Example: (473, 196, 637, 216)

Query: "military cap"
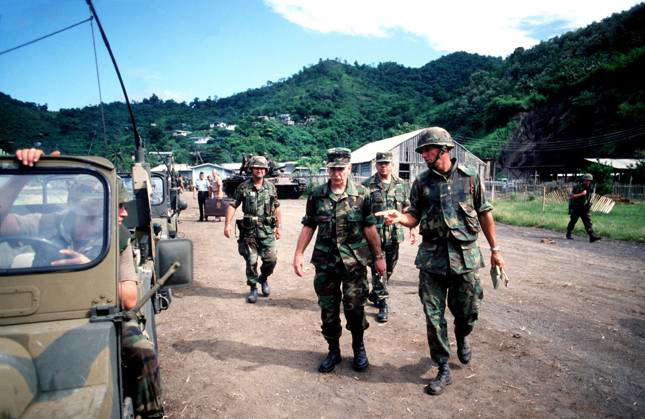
(69, 175, 103, 216)
(582, 173, 593, 181)
(249, 155, 269, 169)
(375, 151, 393, 163)
(326, 147, 351, 168)
(415, 127, 455, 153)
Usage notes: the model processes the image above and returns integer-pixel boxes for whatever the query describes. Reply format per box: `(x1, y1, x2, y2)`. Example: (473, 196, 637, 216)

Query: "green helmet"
(249, 156, 269, 169)
(117, 177, 133, 205)
(415, 127, 455, 153)
(582, 173, 593, 181)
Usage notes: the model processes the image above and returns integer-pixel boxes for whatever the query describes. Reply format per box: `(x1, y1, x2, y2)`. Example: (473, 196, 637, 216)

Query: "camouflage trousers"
(121, 318, 163, 418)
(314, 262, 369, 339)
(237, 235, 277, 286)
(567, 208, 594, 236)
(418, 270, 483, 365)
(369, 242, 399, 301)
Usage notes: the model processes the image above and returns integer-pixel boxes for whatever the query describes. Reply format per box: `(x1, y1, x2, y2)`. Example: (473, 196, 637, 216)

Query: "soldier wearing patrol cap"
(567, 173, 601, 242)
(224, 155, 282, 303)
(378, 127, 505, 395)
(362, 150, 414, 322)
(293, 147, 386, 373)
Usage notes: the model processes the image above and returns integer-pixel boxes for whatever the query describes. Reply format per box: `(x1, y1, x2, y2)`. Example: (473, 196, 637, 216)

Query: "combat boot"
(589, 233, 601, 243)
(425, 362, 452, 395)
(351, 330, 369, 372)
(566, 231, 573, 240)
(376, 300, 389, 323)
(367, 292, 378, 306)
(246, 285, 258, 304)
(259, 276, 270, 297)
(318, 338, 342, 373)
(456, 335, 471, 365)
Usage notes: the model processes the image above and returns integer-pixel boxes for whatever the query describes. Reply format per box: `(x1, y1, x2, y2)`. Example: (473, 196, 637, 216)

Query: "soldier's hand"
(15, 148, 60, 167)
(375, 257, 386, 277)
(409, 228, 417, 245)
(224, 225, 232, 238)
(491, 251, 505, 269)
(51, 249, 90, 266)
(375, 209, 402, 225)
(274, 226, 281, 240)
(293, 253, 305, 277)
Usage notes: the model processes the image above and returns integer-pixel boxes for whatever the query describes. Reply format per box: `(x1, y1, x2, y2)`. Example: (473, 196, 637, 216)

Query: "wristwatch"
(374, 253, 385, 260)
(491, 246, 501, 253)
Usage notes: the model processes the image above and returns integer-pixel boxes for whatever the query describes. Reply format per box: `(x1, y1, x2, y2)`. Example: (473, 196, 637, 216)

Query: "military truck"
(222, 156, 307, 199)
(0, 154, 193, 418)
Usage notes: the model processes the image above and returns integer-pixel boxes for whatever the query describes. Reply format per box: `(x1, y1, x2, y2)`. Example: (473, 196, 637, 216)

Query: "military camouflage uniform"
(231, 178, 279, 286)
(302, 180, 377, 338)
(363, 172, 410, 301)
(408, 160, 491, 365)
(567, 182, 595, 236)
(118, 224, 164, 418)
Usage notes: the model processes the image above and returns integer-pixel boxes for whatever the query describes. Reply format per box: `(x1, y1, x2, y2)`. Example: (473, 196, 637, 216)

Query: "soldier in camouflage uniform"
(293, 148, 386, 373)
(225, 156, 282, 303)
(362, 151, 412, 322)
(379, 128, 505, 395)
(566, 174, 601, 242)
(117, 178, 164, 418)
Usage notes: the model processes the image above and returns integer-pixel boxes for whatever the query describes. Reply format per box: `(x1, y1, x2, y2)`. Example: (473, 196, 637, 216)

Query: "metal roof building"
(350, 128, 486, 181)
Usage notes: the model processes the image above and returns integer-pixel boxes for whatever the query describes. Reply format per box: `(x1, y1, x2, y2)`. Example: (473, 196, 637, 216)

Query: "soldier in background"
(362, 151, 413, 323)
(194, 172, 209, 222)
(293, 148, 386, 373)
(567, 173, 601, 242)
(378, 127, 504, 395)
(224, 156, 281, 303)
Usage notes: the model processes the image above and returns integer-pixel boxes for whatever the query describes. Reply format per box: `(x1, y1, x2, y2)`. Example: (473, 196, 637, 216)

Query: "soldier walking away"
(362, 151, 413, 323)
(224, 156, 282, 303)
(293, 148, 386, 373)
(378, 127, 505, 395)
(194, 172, 209, 222)
(567, 174, 601, 242)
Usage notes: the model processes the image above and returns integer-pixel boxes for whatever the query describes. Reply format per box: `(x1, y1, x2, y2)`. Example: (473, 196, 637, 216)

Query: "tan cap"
(375, 151, 392, 163)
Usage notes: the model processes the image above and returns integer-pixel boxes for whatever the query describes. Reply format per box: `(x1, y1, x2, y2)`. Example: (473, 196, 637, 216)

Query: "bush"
(586, 163, 613, 195)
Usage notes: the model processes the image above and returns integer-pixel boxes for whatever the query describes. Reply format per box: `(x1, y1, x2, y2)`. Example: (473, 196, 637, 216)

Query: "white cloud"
(265, 0, 641, 56)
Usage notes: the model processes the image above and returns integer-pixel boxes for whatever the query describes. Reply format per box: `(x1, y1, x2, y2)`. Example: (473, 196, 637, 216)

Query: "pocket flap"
(348, 240, 368, 250)
(458, 202, 477, 217)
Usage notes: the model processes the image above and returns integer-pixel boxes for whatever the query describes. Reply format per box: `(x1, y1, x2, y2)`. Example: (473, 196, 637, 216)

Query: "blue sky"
(0, 0, 640, 110)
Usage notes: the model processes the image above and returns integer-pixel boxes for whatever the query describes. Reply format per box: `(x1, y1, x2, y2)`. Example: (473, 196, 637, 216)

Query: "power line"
(0, 17, 93, 56)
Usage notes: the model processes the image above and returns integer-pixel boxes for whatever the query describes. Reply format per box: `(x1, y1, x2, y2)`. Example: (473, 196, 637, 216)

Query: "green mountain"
(1, 3, 643, 173)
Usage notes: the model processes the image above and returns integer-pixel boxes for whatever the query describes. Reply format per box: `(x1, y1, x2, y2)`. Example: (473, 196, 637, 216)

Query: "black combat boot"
(351, 330, 369, 372)
(589, 232, 601, 243)
(318, 338, 342, 373)
(367, 292, 378, 306)
(246, 285, 258, 304)
(456, 335, 471, 365)
(259, 276, 270, 297)
(425, 362, 452, 395)
(566, 231, 573, 240)
(376, 300, 389, 323)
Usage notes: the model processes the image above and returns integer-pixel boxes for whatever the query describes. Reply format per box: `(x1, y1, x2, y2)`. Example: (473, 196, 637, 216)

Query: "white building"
(350, 128, 486, 181)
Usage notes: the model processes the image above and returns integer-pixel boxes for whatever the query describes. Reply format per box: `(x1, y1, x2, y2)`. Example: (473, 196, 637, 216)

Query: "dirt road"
(157, 196, 645, 418)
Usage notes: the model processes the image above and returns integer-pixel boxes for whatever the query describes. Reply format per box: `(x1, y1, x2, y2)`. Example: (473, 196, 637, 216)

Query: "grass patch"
(492, 199, 645, 242)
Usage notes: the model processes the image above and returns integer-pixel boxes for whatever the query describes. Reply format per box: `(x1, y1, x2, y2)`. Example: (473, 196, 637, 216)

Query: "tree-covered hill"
(1, 3, 643, 173)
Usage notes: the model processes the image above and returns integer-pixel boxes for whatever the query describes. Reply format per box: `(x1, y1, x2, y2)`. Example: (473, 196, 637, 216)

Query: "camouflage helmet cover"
(117, 176, 133, 205)
(582, 173, 593, 181)
(249, 156, 269, 169)
(68, 175, 103, 216)
(326, 147, 352, 168)
(415, 127, 455, 153)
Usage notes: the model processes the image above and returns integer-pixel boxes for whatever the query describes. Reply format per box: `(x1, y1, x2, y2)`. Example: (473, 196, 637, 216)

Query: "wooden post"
(542, 185, 546, 212)
(491, 161, 496, 203)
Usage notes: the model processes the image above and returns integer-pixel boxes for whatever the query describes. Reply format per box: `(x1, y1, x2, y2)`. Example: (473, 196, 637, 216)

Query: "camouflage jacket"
(570, 182, 593, 210)
(362, 173, 410, 245)
(231, 179, 280, 239)
(407, 160, 493, 275)
(302, 180, 376, 271)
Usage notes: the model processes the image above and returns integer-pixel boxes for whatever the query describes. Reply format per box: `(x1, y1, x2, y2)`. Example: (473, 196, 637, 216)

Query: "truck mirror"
(155, 239, 193, 288)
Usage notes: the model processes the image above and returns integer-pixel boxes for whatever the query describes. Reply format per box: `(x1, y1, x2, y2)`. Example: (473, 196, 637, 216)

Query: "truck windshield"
(0, 172, 108, 273)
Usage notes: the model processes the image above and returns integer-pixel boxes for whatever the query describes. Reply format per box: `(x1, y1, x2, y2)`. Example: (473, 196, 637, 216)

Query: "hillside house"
(351, 128, 486, 181)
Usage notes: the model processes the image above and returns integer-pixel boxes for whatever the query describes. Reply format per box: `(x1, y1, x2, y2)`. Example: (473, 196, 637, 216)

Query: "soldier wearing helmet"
(224, 155, 282, 303)
(377, 127, 505, 396)
(567, 173, 601, 242)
